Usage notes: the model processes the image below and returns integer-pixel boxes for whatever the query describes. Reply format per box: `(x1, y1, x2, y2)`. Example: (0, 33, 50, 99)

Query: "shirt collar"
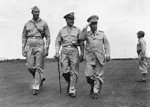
(66, 25, 74, 29)
(90, 30, 98, 35)
(30, 18, 41, 22)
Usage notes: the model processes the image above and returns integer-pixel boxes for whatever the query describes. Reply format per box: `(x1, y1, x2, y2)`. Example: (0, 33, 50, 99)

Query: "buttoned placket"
(67, 27, 72, 44)
(92, 32, 96, 53)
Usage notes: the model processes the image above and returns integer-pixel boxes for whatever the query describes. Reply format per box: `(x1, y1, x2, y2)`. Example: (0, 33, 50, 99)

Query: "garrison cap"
(31, 6, 40, 12)
(137, 31, 145, 36)
(87, 15, 99, 23)
(64, 12, 75, 20)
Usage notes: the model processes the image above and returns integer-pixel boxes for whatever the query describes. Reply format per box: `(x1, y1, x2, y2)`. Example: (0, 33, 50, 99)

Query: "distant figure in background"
(55, 12, 84, 98)
(80, 15, 110, 99)
(22, 6, 50, 95)
(137, 31, 148, 82)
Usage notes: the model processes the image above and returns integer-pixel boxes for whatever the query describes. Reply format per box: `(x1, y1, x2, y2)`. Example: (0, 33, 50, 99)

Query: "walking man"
(22, 6, 50, 95)
(55, 12, 84, 98)
(137, 31, 148, 82)
(79, 15, 110, 99)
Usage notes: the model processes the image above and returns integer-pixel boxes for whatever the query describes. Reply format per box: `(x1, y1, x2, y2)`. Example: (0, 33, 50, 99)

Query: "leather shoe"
(138, 79, 146, 82)
(69, 93, 76, 98)
(92, 93, 99, 99)
(32, 89, 39, 95)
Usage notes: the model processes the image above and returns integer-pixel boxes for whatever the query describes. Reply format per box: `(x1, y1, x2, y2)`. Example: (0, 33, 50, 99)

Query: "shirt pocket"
(61, 30, 68, 41)
(26, 24, 35, 33)
(70, 35, 78, 43)
(37, 27, 45, 36)
(70, 31, 78, 43)
(38, 27, 44, 32)
(94, 36, 103, 46)
(62, 35, 68, 42)
(95, 35, 103, 40)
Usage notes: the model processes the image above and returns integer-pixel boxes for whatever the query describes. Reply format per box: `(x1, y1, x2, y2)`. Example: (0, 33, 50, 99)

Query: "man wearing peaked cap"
(63, 12, 75, 20)
(55, 12, 84, 98)
(79, 15, 110, 99)
(22, 6, 50, 95)
(87, 15, 99, 23)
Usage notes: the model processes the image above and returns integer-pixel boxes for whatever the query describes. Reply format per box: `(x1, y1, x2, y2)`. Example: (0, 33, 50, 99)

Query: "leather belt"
(28, 36, 43, 39)
(63, 45, 77, 48)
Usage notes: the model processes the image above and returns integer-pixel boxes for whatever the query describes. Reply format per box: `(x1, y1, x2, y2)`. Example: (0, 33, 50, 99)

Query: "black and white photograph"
(0, 0, 150, 107)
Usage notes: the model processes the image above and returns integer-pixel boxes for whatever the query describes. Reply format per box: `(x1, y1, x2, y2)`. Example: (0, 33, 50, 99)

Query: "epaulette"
(29, 20, 32, 23)
(87, 31, 90, 34)
(72, 26, 77, 28)
(60, 26, 68, 33)
(98, 30, 104, 33)
(62, 26, 67, 29)
(95, 30, 105, 37)
(25, 20, 32, 25)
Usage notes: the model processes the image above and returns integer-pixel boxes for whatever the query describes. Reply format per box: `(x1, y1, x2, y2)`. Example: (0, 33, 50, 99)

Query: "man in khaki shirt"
(55, 12, 84, 98)
(80, 15, 110, 99)
(22, 6, 50, 95)
(137, 31, 148, 82)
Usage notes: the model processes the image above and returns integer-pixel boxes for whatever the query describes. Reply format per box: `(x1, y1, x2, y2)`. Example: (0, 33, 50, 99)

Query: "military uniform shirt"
(22, 18, 50, 49)
(80, 30, 110, 65)
(55, 26, 81, 53)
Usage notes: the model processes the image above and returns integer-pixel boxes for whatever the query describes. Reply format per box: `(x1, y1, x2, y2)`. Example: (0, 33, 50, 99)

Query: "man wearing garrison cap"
(79, 15, 110, 99)
(22, 6, 51, 95)
(55, 12, 84, 98)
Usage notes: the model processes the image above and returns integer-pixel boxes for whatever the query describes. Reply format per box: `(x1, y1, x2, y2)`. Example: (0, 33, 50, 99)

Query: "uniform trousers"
(85, 58, 104, 93)
(25, 38, 45, 90)
(60, 47, 79, 94)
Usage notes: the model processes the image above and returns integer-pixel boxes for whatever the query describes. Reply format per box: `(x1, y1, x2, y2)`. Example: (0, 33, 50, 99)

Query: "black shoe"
(40, 78, 46, 86)
(138, 79, 146, 82)
(69, 93, 76, 98)
(32, 89, 39, 95)
(92, 93, 99, 99)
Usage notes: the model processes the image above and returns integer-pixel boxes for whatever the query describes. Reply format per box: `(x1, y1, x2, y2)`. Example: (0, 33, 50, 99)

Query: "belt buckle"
(68, 45, 71, 47)
(32, 37, 36, 39)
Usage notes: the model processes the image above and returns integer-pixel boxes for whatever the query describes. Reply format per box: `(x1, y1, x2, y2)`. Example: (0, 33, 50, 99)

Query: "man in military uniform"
(79, 15, 110, 99)
(22, 6, 50, 95)
(136, 31, 148, 82)
(55, 12, 84, 98)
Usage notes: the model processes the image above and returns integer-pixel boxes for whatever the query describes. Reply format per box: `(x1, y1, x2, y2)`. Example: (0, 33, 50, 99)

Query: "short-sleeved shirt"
(55, 26, 81, 53)
(22, 18, 50, 48)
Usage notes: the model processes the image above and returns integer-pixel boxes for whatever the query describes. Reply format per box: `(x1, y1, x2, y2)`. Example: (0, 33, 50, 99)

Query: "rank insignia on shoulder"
(99, 30, 104, 33)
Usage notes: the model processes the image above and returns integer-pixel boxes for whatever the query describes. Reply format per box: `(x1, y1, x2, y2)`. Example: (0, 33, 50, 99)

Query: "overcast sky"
(0, 0, 150, 59)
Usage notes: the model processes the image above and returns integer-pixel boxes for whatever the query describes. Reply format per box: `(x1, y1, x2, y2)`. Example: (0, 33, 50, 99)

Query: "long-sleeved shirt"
(55, 26, 84, 54)
(22, 18, 50, 49)
(79, 27, 110, 65)
(137, 37, 147, 58)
